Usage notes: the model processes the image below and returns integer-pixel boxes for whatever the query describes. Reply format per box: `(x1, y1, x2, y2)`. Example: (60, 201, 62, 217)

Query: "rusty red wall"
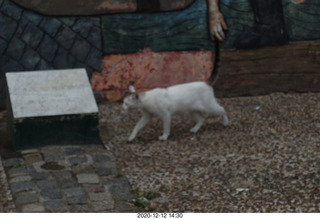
(91, 48, 213, 102)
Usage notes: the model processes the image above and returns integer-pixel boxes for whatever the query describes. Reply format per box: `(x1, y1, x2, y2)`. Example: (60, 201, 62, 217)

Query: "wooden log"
(215, 40, 320, 97)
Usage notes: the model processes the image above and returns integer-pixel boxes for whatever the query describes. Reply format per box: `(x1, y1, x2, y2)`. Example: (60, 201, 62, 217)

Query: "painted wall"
(93, 0, 320, 101)
(0, 0, 103, 109)
(1, 0, 320, 108)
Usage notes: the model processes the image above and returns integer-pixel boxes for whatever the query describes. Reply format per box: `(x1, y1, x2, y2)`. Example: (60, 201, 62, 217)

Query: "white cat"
(123, 81, 228, 141)
(123, 41, 228, 141)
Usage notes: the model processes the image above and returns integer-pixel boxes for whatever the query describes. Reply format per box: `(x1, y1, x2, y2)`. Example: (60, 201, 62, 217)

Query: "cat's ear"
(129, 84, 136, 94)
(131, 93, 139, 100)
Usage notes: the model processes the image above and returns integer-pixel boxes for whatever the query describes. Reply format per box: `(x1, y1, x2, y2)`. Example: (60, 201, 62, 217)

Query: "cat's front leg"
(158, 113, 171, 141)
(128, 113, 151, 141)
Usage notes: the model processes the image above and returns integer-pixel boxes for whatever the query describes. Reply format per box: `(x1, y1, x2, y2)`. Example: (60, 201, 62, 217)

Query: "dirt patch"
(99, 92, 320, 212)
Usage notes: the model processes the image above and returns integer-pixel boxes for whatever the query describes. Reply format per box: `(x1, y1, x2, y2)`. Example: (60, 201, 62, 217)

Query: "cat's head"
(123, 81, 140, 110)
(123, 93, 140, 110)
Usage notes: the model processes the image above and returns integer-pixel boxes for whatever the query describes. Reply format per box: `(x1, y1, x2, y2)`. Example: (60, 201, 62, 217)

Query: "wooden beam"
(215, 40, 320, 97)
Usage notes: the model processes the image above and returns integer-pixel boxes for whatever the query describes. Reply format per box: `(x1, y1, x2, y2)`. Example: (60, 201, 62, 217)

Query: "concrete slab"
(6, 69, 100, 150)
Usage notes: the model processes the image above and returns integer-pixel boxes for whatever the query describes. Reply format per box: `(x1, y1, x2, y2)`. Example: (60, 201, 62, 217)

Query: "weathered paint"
(91, 48, 213, 102)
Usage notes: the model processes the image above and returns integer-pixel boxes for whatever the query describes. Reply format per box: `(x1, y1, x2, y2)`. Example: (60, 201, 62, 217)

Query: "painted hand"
(208, 10, 228, 42)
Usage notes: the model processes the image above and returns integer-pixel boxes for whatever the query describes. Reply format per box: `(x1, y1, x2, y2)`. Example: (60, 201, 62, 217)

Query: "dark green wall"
(101, 0, 320, 54)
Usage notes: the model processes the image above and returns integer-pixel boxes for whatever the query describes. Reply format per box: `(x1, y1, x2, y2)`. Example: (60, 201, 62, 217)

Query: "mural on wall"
(93, 0, 320, 101)
(0, 0, 104, 109)
(1, 0, 320, 106)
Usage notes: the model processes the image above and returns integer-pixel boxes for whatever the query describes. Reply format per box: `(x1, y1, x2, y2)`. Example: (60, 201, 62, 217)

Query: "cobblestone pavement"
(0, 143, 138, 212)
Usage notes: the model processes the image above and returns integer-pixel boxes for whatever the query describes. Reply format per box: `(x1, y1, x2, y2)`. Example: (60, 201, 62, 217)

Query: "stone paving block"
(23, 153, 43, 165)
(7, 166, 28, 178)
(44, 200, 67, 212)
(3, 158, 24, 168)
(88, 191, 112, 201)
(21, 203, 45, 213)
(40, 189, 63, 199)
(92, 199, 115, 212)
(69, 155, 87, 165)
(103, 177, 135, 201)
(9, 175, 32, 183)
(10, 181, 37, 193)
(95, 167, 118, 177)
(65, 147, 84, 156)
(69, 204, 90, 212)
(14, 191, 38, 205)
(71, 164, 93, 175)
(83, 185, 105, 193)
(63, 187, 88, 205)
(6, 69, 100, 150)
(56, 177, 78, 189)
(36, 179, 58, 190)
(53, 170, 77, 188)
(43, 153, 64, 163)
(93, 160, 117, 169)
(20, 149, 39, 154)
(29, 171, 50, 181)
(92, 154, 113, 163)
(76, 173, 99, 184)
(52, 170, 73, 179)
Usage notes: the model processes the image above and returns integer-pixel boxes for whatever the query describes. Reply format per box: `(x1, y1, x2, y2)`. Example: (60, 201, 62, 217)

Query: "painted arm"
(207, 0, 228, 41)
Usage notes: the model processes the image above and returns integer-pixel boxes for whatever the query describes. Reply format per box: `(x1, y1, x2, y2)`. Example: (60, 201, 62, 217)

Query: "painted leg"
(128, 113, 151, 141)
(190, 112, 205, 133)
(234, 0, 288, 49)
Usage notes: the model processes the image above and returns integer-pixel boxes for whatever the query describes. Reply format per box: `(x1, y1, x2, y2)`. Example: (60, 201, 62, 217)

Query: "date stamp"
(137, 213, 183, 219)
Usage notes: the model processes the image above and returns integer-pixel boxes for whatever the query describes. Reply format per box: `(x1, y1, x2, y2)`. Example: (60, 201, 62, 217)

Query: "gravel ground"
(99, 92, 320, 213)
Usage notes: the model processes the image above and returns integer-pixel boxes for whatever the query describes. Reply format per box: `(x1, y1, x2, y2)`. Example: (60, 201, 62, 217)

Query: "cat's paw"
(127, 136, 135, 142)
(158, 135, 168, 141)
(222, 116, 229, 126)
(190, 127, 199, 133)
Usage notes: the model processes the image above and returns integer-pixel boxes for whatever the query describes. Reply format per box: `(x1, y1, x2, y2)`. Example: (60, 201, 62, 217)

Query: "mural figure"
(234, 0, 289, 49)
(11, 0, 227, 41)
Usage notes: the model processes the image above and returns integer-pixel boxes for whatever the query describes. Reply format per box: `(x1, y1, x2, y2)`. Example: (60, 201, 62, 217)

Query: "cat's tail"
(207, 39, 220, 87)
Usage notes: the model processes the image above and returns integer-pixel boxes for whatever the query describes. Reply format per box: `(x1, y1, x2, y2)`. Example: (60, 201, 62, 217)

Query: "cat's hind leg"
(190, 112, 205, 133)
(209, 102, 229, 126)
(159, 113, 171, 141)
(128, 113, 151, 141)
